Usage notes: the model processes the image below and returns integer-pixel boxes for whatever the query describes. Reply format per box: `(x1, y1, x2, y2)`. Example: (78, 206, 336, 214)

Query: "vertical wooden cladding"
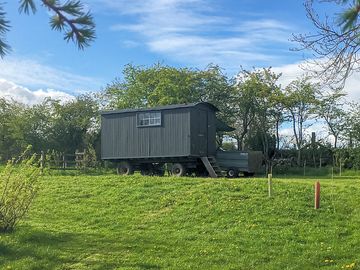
(101, 102, 220, 160)
(101, 108, 191, 159)
(189, 106, 217, 157)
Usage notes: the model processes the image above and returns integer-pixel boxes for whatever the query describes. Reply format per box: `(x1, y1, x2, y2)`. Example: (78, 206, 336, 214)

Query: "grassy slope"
(0, 174, 359, 270)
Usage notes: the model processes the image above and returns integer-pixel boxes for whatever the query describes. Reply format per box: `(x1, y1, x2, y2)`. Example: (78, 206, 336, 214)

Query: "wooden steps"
(201, 156, 223, 178)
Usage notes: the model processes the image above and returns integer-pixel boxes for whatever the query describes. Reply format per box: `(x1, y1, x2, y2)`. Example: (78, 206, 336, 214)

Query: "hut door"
(198, 109, 208, 156)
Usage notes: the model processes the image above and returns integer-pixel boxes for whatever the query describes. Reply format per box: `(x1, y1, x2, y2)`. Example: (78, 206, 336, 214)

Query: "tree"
(346, 102, 360, 147)
(293, 0, 360, 86)
(49, 95, 99, 154)
(233, 68, 283, 172)
(316, 89, 347, 149)
(0, 0, 95, 57)
(22, 98, 54, 153)
(104, 63, 235, 121)
(0, 98, 29, 161)
(283, 77, 319, 166)
(0, 95, 99, 160)
(232, 72, 258, 151)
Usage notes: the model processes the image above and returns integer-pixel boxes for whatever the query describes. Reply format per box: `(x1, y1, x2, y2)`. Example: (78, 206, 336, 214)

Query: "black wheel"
(244, 172, 255, 177)
(117, 161, 134, 175)
(171, 163, 186, 177)
(226, 168, 238, 178)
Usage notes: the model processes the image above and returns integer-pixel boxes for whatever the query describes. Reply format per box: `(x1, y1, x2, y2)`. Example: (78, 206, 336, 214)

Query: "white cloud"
(0, 79, 74, 105)
(0, 57, 102, 93)
(273, 61, 360, 102)
(93, 0, 294, 69)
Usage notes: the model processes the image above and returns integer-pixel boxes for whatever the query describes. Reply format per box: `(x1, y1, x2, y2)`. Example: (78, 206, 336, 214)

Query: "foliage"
(0, 98, 29, 161)
(0, 0, 95, 57)
(232, 68, 283, 172)
(103, 63, 235, 124)
(293, 0, 360, 86)
(0, 95, 99, 161)
(0, 147, 41, 232)
(283, 76, 319, 165)
(0, 174, 359, 268)
(49, 95, 99, 154)
(83, 145, 97, 168)
(221, 141, 237, 151)
(346, 102, 360, 146)
(0, 4, 10, 56)
(316, 89, 347, 149)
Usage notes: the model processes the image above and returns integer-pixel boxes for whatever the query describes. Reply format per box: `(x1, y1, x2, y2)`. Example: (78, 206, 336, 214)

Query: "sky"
(0, 0, 359, 106)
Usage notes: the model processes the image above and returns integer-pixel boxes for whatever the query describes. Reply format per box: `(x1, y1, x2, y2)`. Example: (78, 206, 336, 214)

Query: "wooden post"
(63, 154, 66, 170)
(303, 160, 306, 176)
(40, 151, 44, 174)
(314, 181, 320, 209)
(83, 149, 87, 169)
(268, 174, 273, 197)
(339, 157, 342, 176)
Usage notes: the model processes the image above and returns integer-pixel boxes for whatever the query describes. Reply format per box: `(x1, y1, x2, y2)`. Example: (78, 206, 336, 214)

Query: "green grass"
(0, 174, 359, 269)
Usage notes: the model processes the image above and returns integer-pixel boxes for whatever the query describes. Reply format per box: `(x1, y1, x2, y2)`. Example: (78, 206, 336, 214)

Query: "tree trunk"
(297, 148, 301, 167)
(236, 138, 242, 150)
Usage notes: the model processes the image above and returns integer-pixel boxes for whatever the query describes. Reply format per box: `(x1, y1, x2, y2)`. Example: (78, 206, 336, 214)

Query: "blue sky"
(0, 0, 358, 104)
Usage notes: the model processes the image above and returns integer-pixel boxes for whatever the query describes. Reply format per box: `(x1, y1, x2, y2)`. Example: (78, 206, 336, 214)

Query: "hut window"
(137, 111, 161, 127)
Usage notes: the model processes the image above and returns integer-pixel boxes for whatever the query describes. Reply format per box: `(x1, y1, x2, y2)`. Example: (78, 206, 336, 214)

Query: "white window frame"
(137, 111, 162, 127)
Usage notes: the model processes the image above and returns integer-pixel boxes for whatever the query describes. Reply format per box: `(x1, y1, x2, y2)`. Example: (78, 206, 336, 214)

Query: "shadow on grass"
(0, 229, 76, 269)
(0, 227, 164, 269)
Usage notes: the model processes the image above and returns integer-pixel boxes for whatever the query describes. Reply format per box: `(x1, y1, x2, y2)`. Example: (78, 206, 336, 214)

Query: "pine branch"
(18, 0, 37, 14)
(0, 3, 10, 58)
(41, 0, 95, 49)
(338, 5, 360, 31)
(1, 0, 95, 57)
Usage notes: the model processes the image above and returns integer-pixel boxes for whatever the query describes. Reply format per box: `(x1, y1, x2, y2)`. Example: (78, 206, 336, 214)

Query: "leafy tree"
(233, 69, 283, 148)
(104, 63, 235, 123)
(22, 98, 54, 153)
(283, 77, 319, 166)
(0, 0, 95, 57)
(49, 95, 99, 154)
(232, 68, 283, 172)
(232, 72, 258, 151)
(316, 89, 347, 149)
(0, 98, 29, 161)
(293, 0, 360, 86)
(0, 95, 99, 160)
(346, 102, 360, 146)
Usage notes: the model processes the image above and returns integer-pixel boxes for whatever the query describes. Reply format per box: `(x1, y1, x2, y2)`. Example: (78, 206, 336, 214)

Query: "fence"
(41, 150, 88, 170)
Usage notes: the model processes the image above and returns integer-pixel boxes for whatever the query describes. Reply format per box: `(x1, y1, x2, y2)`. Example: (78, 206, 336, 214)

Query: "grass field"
(0, 173, 359, 269)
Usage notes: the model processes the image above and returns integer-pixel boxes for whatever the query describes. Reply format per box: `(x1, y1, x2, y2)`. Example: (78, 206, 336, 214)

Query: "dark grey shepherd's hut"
(101, 102, 261, 178)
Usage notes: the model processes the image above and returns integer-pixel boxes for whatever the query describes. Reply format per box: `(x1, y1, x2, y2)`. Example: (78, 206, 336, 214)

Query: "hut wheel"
(171, 163, 186, 177)
(117, 161, 134, 175)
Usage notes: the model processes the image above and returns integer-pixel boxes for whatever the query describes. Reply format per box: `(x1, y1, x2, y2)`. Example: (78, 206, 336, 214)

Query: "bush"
(0, 148, 41, 232)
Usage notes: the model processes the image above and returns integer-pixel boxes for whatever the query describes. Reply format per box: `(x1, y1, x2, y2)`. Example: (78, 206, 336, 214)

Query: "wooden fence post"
(314, 181, 320, 209)
(62, 154, 66, 169)
(339, 157, 342, 176)
(268, 174, 273, 198)
(40, 151, 44, 174)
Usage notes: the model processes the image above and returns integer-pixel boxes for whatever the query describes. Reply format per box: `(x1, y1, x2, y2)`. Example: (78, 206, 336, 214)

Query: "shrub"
(84, 145, 97, 168)
(0, 148, 41, 232)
